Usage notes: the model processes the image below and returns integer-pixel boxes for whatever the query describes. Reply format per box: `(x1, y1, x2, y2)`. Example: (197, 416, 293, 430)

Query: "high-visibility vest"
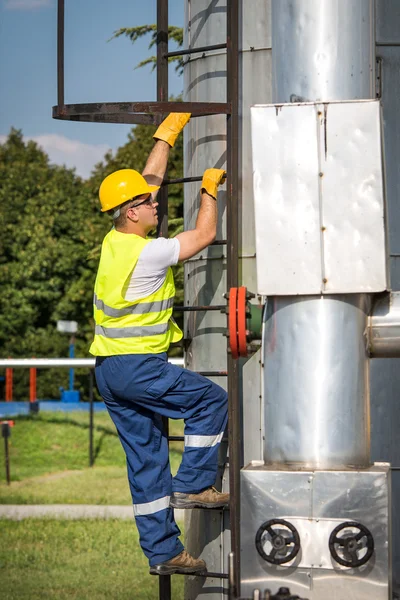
(89, 229, 183, 356)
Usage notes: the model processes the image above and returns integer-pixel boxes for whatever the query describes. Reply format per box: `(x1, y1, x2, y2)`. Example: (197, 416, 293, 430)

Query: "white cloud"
(0, 133, 111, 179)
(4, 0, 51, 10)
(31, 134, 111, 178)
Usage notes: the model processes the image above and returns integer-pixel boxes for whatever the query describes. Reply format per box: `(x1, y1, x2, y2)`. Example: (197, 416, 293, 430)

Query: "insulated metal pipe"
(263, 294, 371, 468)
(264, 0, 376, 468)
(370, 292, 400, 358)
(272, 0, 375, 103)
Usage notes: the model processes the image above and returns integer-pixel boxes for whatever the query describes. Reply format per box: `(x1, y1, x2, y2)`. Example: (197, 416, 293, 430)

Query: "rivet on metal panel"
(319, 172, 324, 177)
(376, 57, 383, 99)
(323, 278, 328, 284)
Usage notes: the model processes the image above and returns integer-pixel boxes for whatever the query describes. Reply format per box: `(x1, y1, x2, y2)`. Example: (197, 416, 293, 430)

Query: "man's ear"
(127, 208, 140, 223)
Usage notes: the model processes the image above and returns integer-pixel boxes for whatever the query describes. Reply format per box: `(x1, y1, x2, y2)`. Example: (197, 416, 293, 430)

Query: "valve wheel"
(329, 521, 374, 568)
(255, 519, 301, 565)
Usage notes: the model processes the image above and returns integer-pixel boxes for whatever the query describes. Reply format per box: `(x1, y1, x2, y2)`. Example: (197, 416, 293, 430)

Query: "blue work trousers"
(95, 353, 228, 566)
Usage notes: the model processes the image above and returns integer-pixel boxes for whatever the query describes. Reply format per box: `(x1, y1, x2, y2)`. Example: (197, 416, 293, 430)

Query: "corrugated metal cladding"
(182, 0, 400, 596)
(183, 1, 271, 598)
(374, 0, 400, 591)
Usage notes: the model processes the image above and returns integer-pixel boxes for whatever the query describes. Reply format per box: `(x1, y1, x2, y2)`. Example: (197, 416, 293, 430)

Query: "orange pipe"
(5, 368, 13, 402)
(29, 367, 37, 403)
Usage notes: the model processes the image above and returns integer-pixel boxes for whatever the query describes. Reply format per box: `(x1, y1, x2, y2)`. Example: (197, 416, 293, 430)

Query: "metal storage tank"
(372, 0, 400, 592)
(183, 1, 272, 597)
(182, 0, 400, 597)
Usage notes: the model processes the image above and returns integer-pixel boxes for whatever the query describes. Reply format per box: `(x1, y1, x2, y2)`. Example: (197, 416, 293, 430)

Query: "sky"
(0, 0, 184, 178)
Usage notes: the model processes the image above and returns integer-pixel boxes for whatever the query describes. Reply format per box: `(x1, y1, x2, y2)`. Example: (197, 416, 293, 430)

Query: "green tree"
(110, 25, 184, 73)
(0, 129, 108, 399)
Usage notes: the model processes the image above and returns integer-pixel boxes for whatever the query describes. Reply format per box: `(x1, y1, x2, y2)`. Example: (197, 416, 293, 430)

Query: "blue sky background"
(0, 0, 184, 177)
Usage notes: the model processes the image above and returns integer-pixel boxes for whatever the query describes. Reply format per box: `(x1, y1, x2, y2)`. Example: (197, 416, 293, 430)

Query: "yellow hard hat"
(99, 169, 160, 212)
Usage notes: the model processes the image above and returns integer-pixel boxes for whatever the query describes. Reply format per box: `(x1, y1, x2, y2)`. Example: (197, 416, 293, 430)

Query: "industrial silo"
(183, 1, 400, 598)
(183, 1, 271, 597)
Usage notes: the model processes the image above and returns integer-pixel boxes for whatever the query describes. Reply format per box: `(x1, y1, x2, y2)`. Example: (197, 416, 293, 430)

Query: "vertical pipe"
(57, 0, 65, 106)
(69, 336, 75, 391)
(156, 0, 169, 239)
(264, 0, 375, 468)
(29, 367, 37, 403)
(158, 573, 171, 600)
(5, 368, 13, 402)
(226, 0, 241, 594)
(272, 0, 375, 103)
(3, 429, 11, 485)
(89, 370, 94, 467)
(263, 295, 371, 468)
(228, 552, 236, 600)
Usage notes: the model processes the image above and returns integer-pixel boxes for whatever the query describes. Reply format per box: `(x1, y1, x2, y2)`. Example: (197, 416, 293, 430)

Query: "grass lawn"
(0, 518, 186, 600)
(0, 411, 184, 505)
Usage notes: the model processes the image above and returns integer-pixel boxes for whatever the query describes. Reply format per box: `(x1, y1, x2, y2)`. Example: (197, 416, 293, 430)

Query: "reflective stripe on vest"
(95, 322, 169, 338)
(94, 293, 174, 318)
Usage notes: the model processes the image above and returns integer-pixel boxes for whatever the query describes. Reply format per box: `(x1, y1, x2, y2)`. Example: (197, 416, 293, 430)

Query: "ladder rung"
(174, 305, 225, 312)
(162, 176, 229, 187)
(162, 176, 202, 185)
(163, 571, 228, 579)
(203, 571, 229, 579)
(196, 371, 227, 376)
(165, 43, 227, 58)
(168, 436, 228, 443)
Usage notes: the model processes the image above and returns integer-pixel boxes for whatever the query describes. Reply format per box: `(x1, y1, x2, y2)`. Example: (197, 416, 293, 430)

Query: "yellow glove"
(201, 168, 227, 199)
(153, 112, 191, 147)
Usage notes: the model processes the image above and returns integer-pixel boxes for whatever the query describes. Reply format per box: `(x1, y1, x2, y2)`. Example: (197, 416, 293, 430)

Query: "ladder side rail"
(157, 1, 172, 599)
(226, 0, 241, 597)
(156, 0, 169, 239)
(57, 0, 65, 106)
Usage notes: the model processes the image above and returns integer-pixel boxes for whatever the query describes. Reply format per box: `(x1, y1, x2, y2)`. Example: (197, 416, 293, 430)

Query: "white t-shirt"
(124, 237, 180, 302)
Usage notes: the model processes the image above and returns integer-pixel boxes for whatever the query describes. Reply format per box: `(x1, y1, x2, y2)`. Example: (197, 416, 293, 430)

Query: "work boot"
(170, 486, 229, 509)
(149, 550, 207, 575)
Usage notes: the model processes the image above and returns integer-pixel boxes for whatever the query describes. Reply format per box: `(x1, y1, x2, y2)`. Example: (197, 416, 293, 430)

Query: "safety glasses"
(129, 194, 155, 209)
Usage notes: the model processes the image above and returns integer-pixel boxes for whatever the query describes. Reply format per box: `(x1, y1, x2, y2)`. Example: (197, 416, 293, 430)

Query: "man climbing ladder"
(90, 112, 228, 575)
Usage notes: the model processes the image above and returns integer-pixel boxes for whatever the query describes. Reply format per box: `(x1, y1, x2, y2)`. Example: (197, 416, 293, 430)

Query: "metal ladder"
(53, 1, 241, 597)
(154, 4, 240, 596)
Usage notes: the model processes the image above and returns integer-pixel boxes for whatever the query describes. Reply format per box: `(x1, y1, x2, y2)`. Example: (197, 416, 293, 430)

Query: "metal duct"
(263, 294, 371, 468)
(262, 0, 376, 469)
(370, 292, 400, 358)
(272, 0, 375, 103)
